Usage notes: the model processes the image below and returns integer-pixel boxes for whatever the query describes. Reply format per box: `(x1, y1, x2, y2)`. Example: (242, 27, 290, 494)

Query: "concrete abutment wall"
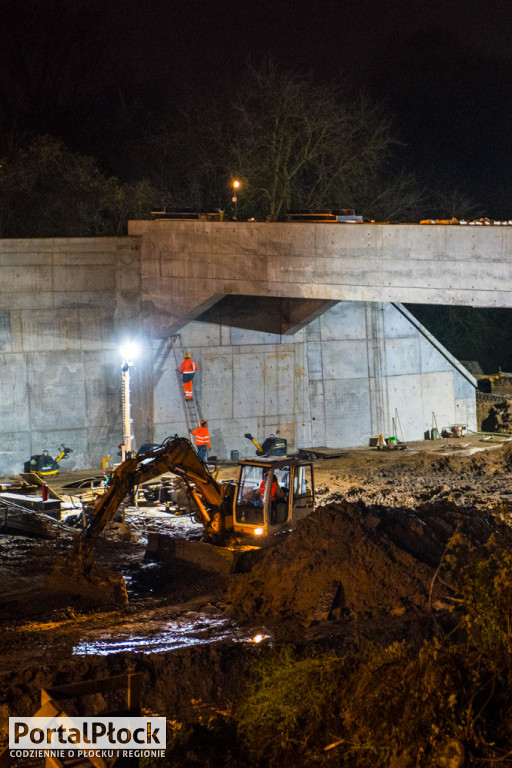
(0, 237, 143, 473)
(0, 225, 481, 474)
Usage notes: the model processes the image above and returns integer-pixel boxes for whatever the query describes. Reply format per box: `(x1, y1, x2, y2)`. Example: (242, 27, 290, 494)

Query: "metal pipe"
(121, 362, 134, 460)
(467, 429, 512, 439)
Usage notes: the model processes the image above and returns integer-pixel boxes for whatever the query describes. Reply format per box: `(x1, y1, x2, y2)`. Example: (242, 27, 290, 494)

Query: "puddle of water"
(72, 614, 271, 656)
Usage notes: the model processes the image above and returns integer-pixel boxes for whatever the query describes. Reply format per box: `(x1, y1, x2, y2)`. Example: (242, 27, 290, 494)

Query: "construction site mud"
(2, 435, 512, 766)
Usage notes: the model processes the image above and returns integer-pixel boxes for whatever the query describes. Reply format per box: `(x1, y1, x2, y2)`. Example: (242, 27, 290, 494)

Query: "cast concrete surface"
(0, 221, 494, 474)
(131, 220, 512, 331)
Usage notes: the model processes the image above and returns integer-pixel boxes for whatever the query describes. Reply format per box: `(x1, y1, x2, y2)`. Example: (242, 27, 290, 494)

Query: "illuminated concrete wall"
(152, 301, 476, 460)
(0, 229, 477, 474)
(0, 237, 143, 474)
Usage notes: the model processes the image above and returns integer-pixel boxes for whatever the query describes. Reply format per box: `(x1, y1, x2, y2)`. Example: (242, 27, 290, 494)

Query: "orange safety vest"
(259, 478, 278, 500)
(180, 359, 198, 374)
(190, 425, 211, 447)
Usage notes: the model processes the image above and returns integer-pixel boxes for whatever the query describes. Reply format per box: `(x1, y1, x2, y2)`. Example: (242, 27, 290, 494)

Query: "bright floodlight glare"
(120, 342, 139, 362)
(254, 527, 264, 536)
(233, 179, 240, 189)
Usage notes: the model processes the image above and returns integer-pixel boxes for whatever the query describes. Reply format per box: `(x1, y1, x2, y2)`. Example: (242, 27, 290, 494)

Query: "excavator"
(57, 436, 315, 604)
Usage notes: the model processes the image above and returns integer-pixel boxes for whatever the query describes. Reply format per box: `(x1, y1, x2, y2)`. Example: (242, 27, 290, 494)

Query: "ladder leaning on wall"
(170, 334, 202, 432)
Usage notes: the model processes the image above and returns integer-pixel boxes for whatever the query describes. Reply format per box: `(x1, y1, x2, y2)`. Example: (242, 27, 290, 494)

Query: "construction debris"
(420, 217, 512, 225)
(0, 498, 64, 538)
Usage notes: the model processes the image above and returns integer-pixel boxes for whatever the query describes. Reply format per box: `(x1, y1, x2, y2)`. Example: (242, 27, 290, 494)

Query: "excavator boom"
(76, 436, 233, 558)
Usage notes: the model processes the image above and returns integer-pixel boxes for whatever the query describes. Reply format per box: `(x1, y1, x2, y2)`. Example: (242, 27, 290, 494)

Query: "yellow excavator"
(58, 436, 315, 604)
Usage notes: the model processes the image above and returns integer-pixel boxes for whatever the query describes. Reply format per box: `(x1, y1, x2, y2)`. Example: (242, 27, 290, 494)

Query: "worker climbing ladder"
(170, 334, 202, 431)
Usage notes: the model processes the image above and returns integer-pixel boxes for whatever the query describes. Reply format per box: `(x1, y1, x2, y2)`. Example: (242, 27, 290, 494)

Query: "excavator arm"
(75, 437, 234, 561)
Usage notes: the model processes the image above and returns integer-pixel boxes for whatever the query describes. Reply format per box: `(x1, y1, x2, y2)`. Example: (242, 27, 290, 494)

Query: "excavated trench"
(2, 437, 512, 753)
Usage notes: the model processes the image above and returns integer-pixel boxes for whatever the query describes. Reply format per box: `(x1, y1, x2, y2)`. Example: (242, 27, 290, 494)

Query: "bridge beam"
(131, 219, 512, 337)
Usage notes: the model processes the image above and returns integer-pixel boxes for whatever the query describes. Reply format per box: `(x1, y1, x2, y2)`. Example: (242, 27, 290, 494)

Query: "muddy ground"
(2, 433, 512, 758)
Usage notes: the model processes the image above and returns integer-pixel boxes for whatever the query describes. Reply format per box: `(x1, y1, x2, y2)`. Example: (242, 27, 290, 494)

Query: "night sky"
(1, 0, 512, 215)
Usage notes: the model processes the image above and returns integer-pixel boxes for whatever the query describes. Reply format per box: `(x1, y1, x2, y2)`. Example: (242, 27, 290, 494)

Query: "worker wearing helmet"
(190, 419, 211, 462)
(179, 352, 198, 399)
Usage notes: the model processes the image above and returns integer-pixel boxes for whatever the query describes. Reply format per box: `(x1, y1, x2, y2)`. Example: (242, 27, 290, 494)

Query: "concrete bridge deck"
(130, 220, 512, 334)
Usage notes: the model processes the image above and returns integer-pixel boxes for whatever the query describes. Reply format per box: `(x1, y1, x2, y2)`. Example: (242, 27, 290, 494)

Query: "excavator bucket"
(45, 561, 128, 610)
(145, 533, 262, 575)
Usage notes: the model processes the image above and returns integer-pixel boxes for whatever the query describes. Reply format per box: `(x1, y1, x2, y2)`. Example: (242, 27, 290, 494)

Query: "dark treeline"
(0, 1, 493, 234)
(0, 61, 482, 237)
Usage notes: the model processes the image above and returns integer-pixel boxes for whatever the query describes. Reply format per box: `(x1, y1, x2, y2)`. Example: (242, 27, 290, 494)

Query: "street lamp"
(120, 342, 138, 461)
(232, 179, 241, 220)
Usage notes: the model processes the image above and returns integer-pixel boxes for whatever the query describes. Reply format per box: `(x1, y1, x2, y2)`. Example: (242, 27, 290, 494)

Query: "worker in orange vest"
(190, 420, 211, 462)
(179, 352, 198, 400)
(259, 471, 283, 501)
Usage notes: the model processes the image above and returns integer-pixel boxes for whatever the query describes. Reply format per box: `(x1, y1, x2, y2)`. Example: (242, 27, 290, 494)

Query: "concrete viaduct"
(131, 220, 512, 332)
(0, 220, 509, 474)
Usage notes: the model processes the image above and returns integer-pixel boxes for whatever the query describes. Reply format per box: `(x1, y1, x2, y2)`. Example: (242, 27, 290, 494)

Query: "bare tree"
(229, 65, 395, 219)
(144, 62, 424, 221)
(429, 187, 483, 220)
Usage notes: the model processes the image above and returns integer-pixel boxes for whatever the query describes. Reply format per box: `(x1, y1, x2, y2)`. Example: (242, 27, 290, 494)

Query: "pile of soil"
(481, 399, 512, 433)
(227, 496, 511, 625)
(3, 441, 512, 743)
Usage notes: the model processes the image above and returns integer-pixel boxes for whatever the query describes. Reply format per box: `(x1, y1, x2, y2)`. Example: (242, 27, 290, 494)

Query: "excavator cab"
(234, 456, 314, 537)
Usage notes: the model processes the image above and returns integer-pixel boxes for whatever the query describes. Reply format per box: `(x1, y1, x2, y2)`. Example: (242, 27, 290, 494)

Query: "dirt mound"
(400, 443, 512, 475)
(482, 400, 512, 433)
(321, 443, 512, 479)
(228, 499, 510, 625)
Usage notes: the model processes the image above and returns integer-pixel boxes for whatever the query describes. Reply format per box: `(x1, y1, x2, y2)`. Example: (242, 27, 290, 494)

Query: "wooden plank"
(45, 755, 66, 768)
(126, 672, 142, 711)
(47, 673, 141, 700)
(19, 472, 66, 502)
(82, 752, 108, 768)
(34, 699, 64, 718)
